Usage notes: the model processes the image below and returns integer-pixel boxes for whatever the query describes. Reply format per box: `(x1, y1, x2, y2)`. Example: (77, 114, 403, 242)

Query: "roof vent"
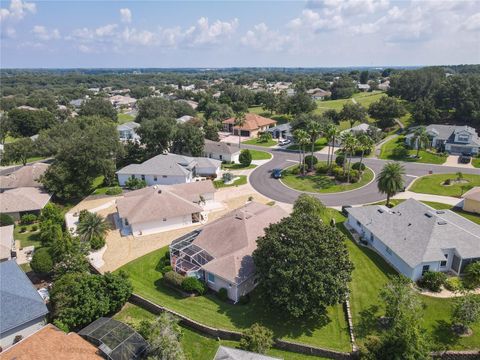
(436, 210, 445, 214)
(158, 189, 162, 194)
(377, 209, 384, 214)
(425, 213, 433, 218)
(437, 221, 447, 225)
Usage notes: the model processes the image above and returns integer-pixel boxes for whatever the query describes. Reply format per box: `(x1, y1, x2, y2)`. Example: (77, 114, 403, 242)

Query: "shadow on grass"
(356, 305, 380, 339)
(431, 320, 460, 350)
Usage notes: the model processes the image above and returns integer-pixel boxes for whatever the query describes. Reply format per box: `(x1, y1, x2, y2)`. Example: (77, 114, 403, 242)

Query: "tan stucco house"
(462, 187, 480, 214)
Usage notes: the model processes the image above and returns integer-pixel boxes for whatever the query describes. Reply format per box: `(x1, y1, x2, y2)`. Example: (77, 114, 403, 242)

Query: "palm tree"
(412, 126, 430, 158)
(234, 111, 246, 149)
(306, 120, 322, 171)
(341, 132, 358, 183)
(356, 133, 374, 172)
(323, 123, 336, 167)
(293, 129, 310, 176)
(76, 211, 110, 244)
(377, 162, 405, 207)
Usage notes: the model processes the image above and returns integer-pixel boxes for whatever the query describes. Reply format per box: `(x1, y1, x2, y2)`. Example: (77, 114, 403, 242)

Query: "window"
(444, 254, 448, 259)
(219, 155, 223, 160)
(163, 218, 167, 222)
(162, 175, 167, 178)
(422, 265, 430, 274)
(125, 219, 129, 226)
(356, 220, 361, 226)
(370, 233, 374, 242)
(458, 135, 469, 142)
(141, 175, 145, 181)
(440, 261, 447, 267)
(154, 176, 157, 181)
(207, 273, 215, 283)
(385, 246, 392, 255)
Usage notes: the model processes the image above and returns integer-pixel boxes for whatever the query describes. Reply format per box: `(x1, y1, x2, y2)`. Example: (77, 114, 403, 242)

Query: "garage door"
(449, 146, 472, 155)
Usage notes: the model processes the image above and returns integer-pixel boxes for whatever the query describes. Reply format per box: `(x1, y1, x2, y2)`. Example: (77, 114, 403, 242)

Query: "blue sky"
(1, 0, 479, 68)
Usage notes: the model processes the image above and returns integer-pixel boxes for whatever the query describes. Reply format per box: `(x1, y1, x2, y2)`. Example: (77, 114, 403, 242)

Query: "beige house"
(0, 163, 49, 191)
(116, 181, 215, 236)
(462, 187, 480, 214)
(0, 225, 15, 262)
(0, 188, 51, 221)
(169, 202, 287, 302)
(222, 113, 277, 138)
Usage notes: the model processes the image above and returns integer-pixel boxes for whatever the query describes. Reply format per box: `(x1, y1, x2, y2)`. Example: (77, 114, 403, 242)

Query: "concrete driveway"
(444, 155, 474, 169)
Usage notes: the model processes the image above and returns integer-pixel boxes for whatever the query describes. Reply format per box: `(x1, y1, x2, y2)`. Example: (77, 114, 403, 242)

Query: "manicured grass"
(379, 136, 447, 164)
(473, 157, 480, 168)
(287, 137, 328, 152)
(247, 106, 291, 124)
(14, 224, 42, 249)
(118, 113, 135, 124)
(221, 163, 257, 170)
(281, 164, 374, 194)
(242, 138, 277, 147)
(249, 149, 272, 160)
(20, 262, 32, 273)
(314, 92, 385, 115)
(410, 173, 480, 197)
(116, 248, 351, 351)
(114, 303, 330, 360)
(213, 175, 248, 189)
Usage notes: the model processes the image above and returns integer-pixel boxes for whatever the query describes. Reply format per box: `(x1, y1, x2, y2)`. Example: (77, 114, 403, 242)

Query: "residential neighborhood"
(1, 1, 480, 359)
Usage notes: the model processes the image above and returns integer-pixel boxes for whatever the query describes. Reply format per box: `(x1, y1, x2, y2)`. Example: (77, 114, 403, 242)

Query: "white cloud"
(120, 8, 131, 24)
(241, 23, 290, 51)
(72, 24, 117, 40)
(33, 25, 61, 41)
(463, 12, 480, 31)
(288, 9, 343, 31)
(0, 0, 36, 21)
(184, 17, 238, 46)
(122, 27, 156, 46)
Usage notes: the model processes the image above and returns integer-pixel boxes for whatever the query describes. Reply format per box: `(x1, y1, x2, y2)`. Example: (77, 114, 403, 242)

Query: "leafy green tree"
(452, 294, 480, 335)
(203, 123, 220, 141)
(368, 97, 406, 129)
(172, 100, 196, 118)
(76, 211, 109, 244)
(260, 91, 277, 115)
(253, 196, 353, 319)
(360, 70, 369, 84)
(79, 98, 117, 121)
(2, 137, 35, 166)
(412, 98, 440, 125)
(117, 141, 146, 168)
(306, 120, 322, 170)
(356, 133, 374, 171)
(30, 247, 53, 274)
(464, 262, 480, 289)
(171, 122, 204, 156)
(147, 313, 186, 360)
(293, 129, 309, 176)
(39, 220, 63, 246)
(137, 117, 177, 157)
(388, 67, 444, 101)
(240, 323, 274, 354)
(135, 97, 176, 122)
(239, 149, 252, 167)
(324, 123, 340, 168)
(340, 103, 367, 128)
(340, 132, 358, 182)
(377, 162, 405, 207)
(0, 115, 11, 144)
(39, 203, 64, 226)
(258, 131, 272, 143)
(0, 214, 14, 226)
(286, 91, 317, 115)
(7, 108, 56, 137)
(411, 126, 431, 157)
(103, 271, 133, 313)
(330, 77, 356, 99)
(291, 194, 326, 216)
(233, 108, 247, 149)
(124, 177, 147, 190)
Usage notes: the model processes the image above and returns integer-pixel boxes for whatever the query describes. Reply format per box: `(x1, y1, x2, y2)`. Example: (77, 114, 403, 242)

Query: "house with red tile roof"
(222, 113, 277, 138)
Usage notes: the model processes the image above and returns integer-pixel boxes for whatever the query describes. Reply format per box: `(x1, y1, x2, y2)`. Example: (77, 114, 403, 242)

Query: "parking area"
(444, 155, 474, 168)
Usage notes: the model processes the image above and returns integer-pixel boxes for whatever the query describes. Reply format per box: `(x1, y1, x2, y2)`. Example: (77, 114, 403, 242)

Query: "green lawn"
(287, 138, 328, 152)
(281, 164, 374, 194)
(249, 149, 272, 160)
(213, 175, 248, 189)
(116, 248, 351, 351)
(14, 224, 42, 248)
(242, 138, 277, 147)
(379, 136, 447, 164)
(221, 163, 257, 170)
(114, 303, 330, 360)
(248, 106, 291, 125)
(473, 157, 480, 168)
(410, 173, 480, 197)
(118, 113, 135, 124)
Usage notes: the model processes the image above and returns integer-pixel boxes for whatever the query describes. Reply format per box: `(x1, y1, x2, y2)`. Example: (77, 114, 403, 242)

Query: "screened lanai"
(169, 229, 214, 275)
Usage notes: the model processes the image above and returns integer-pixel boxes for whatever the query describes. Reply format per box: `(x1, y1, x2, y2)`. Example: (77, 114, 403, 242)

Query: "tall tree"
(232, 102, 248, 149)
(79, 98, 117, 122)
(293, 129, 309, 176)
(147, 313, 186, 360)
(356, 133, 374, 171)
(340, 103, 367, 128)
(306, 120, 322, 171)
(412, 98, 440, 125)
(137, 117, 177, 157)
(2, 137, 35, 165)
(76, 211, 110, 244)
(323, 123, 338, 167)
(136, 97, 176, 122)
(340, 132, 358, 183)
(171, 122, 205, 156)
(411, 126, 430, 157)
(368, 96, 406, 129)
(253, 195, 353, 319)
(377, 162, 405, 207)
(7, 108, 56, 137)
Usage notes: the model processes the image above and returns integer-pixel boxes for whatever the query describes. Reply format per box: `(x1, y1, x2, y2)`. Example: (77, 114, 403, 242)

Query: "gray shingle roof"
(0, 260, 48, 334)
(203, 139, 240, 155)
(214, 346, 281, 360)
(406, 124, 480, 147)
(347, 199, 480, 268)
(117, 121, 140, 131)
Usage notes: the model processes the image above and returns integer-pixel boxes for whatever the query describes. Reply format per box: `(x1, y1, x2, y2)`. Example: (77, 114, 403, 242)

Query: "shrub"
(239, 294, 250, 305)
(13, 335, 23, 344)
(181, 277, 206, 295)
(160, 265, 172, 275)
(106, 187, 122, 195)
(351, 162, 366, 171)
(240, 323, 274, 354)
(452, 294, 480, 334)
(217, 287, 228, 301)
(90, 236, 106, 250)
(163, 271, 184, 288)
(30, 247, 53, 274)
(78, 209, 89, 223)
(464, 262, 480, 289)
(444, 277, 463, 292)
(164, 251, 170, 260)
(443, 178, 451, 186)
(349, 169, 360, 183)
(0, 214, 14, 226)
(304, 155, 318, 168)
(335, 155, 345, 166)
(239, 149, 252, 167)
(125, 177, 147, 190)
(20, 226, 27, 233)
(417, 271, 447, 292)
(315, 163, 329, 174)
(392, 145, 409, 158)
(222, 172, 234, 183)
(21, 213, 37, 225)
(31, 224, 38, 231)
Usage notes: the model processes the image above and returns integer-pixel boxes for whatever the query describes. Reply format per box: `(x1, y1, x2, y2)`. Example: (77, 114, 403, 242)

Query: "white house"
(346, 199, 480, 281)
(405, 125, 480, 155)
(0, 225, 15, 262)
(169, 202, 287, 302)
(117, 121, 140, 142)
(116, 181, 215, 236)
(0, 260, 49, 349)
(203, 140, 240, 163)
(116, 153, 221, 186)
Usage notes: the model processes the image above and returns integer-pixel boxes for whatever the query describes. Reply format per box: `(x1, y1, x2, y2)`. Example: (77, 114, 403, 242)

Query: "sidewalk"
(393, 191, 463, 206)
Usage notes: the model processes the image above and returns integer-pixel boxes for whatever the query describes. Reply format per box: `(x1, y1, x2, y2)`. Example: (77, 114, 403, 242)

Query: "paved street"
(244, 145, 480, 206)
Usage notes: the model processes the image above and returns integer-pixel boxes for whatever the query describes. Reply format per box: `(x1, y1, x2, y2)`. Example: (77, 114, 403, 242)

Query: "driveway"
(444, 155, 474, 169)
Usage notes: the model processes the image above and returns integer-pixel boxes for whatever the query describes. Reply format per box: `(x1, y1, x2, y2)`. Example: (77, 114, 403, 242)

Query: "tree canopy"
(78, 97, 117, 121)
(7, 108, 56, 137)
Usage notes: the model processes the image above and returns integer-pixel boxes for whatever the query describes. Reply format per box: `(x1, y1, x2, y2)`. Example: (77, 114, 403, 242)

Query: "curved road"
(245, 145, 480, 206)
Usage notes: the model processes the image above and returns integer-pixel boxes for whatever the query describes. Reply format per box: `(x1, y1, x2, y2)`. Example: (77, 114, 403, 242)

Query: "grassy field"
(213, 175, 248, 189)
(281, 164, 374, 194)
(287, 138, 328, 151)
(114, 303, 331, 360)
(379, 136, 447, 164)
(249, 149, 272, 160)
(242, 138, 277, 147)
(118, 113, 135, 124)
(116, 247, 351, 351)
(14, 224, 42, 248)
(410, 173, 480, 197)
(248, 106, 291, 125)
(221, 163, 257, 170)
(473, 157, 480, 168)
